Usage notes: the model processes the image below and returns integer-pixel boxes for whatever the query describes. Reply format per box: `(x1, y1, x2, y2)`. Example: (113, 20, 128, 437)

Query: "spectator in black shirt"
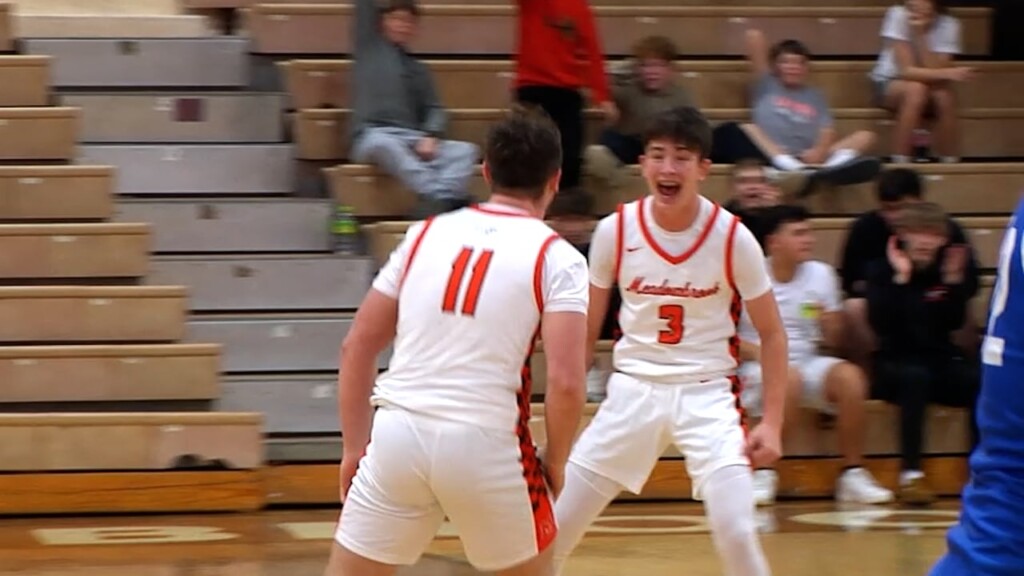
(866, 200, 979, 506)
(838, 167, 974, 369)
(723, 158, 784, 248)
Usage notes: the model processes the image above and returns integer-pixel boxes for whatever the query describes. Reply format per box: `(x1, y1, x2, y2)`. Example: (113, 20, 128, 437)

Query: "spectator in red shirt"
(514, 0, 618, 222)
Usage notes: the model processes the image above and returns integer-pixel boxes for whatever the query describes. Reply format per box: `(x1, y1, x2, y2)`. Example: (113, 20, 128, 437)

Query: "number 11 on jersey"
(443, 247, 494, 317)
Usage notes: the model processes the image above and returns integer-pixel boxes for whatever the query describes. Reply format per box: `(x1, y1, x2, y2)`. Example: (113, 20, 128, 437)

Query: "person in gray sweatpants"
(349, 0, 478, 217)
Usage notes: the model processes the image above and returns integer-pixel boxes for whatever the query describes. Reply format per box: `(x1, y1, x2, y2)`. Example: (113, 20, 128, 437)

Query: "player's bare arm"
(744, 290, 787, 467)
(337, 288, 398, 500)
(541, 309, 588, 497)
(585, 284, 612, 369)
(818, 309, 844, 354)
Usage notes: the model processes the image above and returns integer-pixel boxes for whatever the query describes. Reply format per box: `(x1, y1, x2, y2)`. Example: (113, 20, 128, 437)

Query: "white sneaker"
(836, 467, 894, 504)
(585, 366, 609, 402)
(752, 469, 778, 506)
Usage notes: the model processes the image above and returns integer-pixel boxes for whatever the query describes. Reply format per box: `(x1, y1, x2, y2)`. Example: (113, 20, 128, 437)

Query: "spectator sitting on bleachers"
(710, 30, 880, 198)
(349, 0, 478, 218)
(866, 200, 980, 506)
(838, 167, 975, 371)
(737, 204, 893, 506)
(870, 0, 971, 163)
(584, 35, 696, 192)
(723, 158, 783, 247)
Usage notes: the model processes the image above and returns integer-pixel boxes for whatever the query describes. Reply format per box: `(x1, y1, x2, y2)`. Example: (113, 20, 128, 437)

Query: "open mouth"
(656, 182, 681, 198)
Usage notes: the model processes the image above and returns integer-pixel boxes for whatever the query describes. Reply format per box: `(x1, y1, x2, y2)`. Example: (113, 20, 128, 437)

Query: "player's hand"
(544, 461, 566, 499)
(745, 422, 782, 469)
(887, 235, 912, 284)
(338, 454, 361, 503)
(945, 66, 974, 83)
(942, 244, 968, 285)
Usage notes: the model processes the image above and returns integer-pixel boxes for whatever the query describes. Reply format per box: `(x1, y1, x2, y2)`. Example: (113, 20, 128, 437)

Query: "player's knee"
(829, 361, 868, 401)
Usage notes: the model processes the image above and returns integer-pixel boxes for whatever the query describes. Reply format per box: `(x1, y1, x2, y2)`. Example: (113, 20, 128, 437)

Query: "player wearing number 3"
(551, 107, 787, 576)
(928, 194, 1024, 575)
(323, 107, 589, 576)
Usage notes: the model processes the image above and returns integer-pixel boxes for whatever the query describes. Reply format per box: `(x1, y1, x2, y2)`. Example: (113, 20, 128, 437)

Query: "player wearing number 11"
(551, 107, 788, 576)
(324, 107, 589, 576)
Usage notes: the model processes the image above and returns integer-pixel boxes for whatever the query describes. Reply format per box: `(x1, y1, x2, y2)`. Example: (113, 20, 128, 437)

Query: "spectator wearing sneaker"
(865, 201, 980, 506)
(584, 35, 696, 192)
(870, 0, 971, 164)
(710, 30, 880, 198)
(349, 0, 478, 218)
(837, 167, 974, 372)
(737, 205, 893, 506)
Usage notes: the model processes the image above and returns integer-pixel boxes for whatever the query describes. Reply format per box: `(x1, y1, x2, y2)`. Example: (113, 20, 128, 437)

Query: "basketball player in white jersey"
(551, 106, 788, 576)
(324, 107, 590, 576)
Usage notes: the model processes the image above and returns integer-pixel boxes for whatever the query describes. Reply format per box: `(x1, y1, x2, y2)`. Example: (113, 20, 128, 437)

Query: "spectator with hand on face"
(349, 0, 478, 218)
(722, 159, 783, 247)
(866, 201, 980, 506)
(870, 0, 971, 164)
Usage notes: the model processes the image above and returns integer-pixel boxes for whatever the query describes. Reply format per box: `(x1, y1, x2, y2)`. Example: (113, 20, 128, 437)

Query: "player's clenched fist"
(745, 422, 783, 469)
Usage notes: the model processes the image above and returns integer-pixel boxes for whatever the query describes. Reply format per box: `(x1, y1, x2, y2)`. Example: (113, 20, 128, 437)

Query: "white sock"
(824, 148, 858, 167)
(771, 154, 805, 171)
(552, 462, 622, 575)
(900, 469, 925, 486)
(703, 465, 772, 576)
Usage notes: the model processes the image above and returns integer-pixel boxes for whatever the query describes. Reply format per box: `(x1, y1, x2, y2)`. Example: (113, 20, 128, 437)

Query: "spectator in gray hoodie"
(349, 0, 478, 217)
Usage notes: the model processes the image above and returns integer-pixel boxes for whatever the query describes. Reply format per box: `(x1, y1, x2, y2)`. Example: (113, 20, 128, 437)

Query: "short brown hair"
(484, 105, 563, 199)
(378, 0, 419, 17)
(632, 35, 677, 62)
(643, 106, 713, 158)
(897, 201, 949, 236)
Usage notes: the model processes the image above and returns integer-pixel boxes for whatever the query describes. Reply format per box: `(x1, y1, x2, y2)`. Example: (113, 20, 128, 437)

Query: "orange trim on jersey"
(724, 214, 741, 294)
(637, 196, 721, 266)
(398, 216, 436, 293)
(728, 374, 749, 441)
(613, 203, 625, 284)
(532, 233, 561, 313)
(470, 204, 536, 218)
(516, 327, 557, 553)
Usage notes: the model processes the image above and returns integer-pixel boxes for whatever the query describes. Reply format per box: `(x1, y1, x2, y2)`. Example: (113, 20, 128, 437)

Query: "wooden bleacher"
(0, 0, 1012, 512)
(242, 4, 992, 57)
(0, 12, 264, 516)
(281, 59, 1024, 110)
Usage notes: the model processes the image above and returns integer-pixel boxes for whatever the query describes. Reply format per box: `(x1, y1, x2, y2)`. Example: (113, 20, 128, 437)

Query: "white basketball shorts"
(334, 406, 556, 571)
(568, 372, 749, 500)
(739, 355, 845, 418)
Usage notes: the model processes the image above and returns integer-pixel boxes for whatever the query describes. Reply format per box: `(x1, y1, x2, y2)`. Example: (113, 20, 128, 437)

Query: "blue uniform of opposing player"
(929, 196, 1024, 576)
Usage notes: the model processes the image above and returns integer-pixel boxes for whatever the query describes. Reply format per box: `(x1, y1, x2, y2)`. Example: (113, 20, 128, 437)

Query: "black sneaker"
(814, 156, 882, 187)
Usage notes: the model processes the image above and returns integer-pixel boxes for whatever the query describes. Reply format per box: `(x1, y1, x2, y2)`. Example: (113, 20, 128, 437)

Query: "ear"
(698, 157, 712, 179)
(481, 161, 493, 186)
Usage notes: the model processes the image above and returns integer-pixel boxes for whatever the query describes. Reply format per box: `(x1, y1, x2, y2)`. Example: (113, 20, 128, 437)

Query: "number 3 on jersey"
(442, 247, 494, 316)
(658, 304, 685, 344)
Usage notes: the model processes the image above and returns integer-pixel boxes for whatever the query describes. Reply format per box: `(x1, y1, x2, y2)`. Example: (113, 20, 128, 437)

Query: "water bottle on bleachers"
(331, 204, 362, 255)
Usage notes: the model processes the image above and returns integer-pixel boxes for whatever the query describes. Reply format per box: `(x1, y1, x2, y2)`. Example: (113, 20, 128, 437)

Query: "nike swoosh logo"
(626, 246, 642, 252)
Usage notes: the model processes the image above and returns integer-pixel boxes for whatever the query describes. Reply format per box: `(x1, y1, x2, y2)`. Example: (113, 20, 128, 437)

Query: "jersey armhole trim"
(533, 232, 562, 313)
(725, 214, 741, 295)
(613, 203, 625, 285)
(397, 217, 436, 294)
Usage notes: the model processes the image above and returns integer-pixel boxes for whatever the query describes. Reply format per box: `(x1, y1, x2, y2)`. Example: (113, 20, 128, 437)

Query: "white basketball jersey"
(612, 197, 743, 383)
(371, 204, 589, 432)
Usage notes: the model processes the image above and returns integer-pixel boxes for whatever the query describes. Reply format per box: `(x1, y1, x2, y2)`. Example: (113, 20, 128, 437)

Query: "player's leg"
(431, 415, 559, 575)
(552, 372, 671, 574)
(326, 408, 445, 576)
(801, 356, 892, 504)
(673, 377, 770, 576)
